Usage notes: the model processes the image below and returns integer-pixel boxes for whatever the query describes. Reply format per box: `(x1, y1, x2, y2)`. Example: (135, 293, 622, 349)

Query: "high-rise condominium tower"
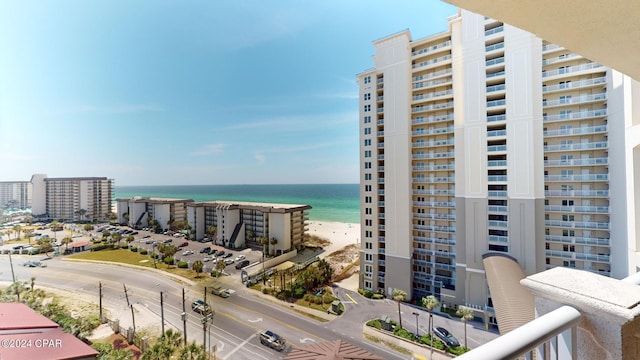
(358, 9, 640, 326)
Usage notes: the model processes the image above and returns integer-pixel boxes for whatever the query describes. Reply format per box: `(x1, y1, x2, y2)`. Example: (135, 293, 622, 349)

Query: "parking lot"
(0, 223, 264, 275)
(106, 226, 261, 275)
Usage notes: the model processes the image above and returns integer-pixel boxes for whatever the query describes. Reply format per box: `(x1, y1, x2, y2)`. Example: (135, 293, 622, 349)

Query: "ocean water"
(114, 184, 361, 224)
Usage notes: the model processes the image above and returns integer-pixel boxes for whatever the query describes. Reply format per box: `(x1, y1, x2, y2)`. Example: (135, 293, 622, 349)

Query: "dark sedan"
(433, 327, 460, 348)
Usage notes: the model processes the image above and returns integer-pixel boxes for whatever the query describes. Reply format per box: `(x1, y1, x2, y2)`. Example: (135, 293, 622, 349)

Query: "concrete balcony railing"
(457, 268, 640, 360)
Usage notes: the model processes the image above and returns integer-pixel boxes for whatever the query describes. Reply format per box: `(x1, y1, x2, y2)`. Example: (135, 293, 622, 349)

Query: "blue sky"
(0, 1, 456, 186)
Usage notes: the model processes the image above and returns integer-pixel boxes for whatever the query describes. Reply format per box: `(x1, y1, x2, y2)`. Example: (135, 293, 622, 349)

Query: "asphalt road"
(0, 225, 500, 359)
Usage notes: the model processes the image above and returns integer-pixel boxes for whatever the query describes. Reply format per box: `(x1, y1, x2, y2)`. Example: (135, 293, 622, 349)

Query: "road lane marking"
(345, 293, 358, 304)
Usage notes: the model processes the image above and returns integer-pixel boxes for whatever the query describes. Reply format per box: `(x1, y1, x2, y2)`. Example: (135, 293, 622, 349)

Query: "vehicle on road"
(211, 286, 230, 298)
(433, 327, 460, 348)
(191, 300, 212, 315)
(143, 235, 151, 239)
(178, 242, 188, 248)
(23, 261, 47, 268)
(235, 259, 250, 269)
(259, 330, 286, 351)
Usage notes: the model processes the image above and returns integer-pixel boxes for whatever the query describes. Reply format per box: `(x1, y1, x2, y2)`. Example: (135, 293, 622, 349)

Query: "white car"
(182, 250, 194, 256)
(225, 258, 234, 265)
(235, 254, 246, 261)
(203, 256, 212, 262)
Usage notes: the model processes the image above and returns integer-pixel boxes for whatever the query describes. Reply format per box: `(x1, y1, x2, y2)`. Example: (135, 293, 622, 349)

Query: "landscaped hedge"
(177, 261, 188, 268)
(130, 246, 138, 252)
(393, 327, 415, 341)
(91, 244, 115, 252)
(164, 257, 174, 265)
(140, 249, 148, 255)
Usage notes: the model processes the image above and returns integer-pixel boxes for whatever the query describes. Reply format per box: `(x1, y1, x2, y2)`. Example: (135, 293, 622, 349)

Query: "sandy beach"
(307, 221, 360, 254)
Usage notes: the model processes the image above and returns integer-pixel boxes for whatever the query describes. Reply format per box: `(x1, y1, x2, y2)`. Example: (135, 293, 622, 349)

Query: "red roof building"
(285, 339, 384, 360)
(0, 303, 98, 360)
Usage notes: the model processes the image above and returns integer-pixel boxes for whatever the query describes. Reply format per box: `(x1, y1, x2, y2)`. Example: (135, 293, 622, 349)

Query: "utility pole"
(204, 286, 207, 305)
(182, 288, 187, 346)
(9, 252, 15, 283)
(99, 282, 103, 322)
(160, 291, 165, 336)
(123, 284, 130, 307)
(130, 304, 136, 336)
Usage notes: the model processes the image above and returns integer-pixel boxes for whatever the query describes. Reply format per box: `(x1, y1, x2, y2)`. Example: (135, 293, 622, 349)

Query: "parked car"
(199, 247, 211, 254)
(163, 238, 173, 243)
(235, 259, 250, 269)
(202, 256, 212, 262)
(216, 251, 225, 257)
(259, 330, 286, 351)
(23, 261, 47, 268)
(178, 242, 188, 248)
(235, 254, 246, 261)
(433, 327, 460, 348)
(182, 250, 194, 256)
(223, 252, 233, 258)
(225, 258, 234, 265)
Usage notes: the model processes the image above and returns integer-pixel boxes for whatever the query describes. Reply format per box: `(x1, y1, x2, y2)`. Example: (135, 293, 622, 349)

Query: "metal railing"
(456, 306, 581, 360)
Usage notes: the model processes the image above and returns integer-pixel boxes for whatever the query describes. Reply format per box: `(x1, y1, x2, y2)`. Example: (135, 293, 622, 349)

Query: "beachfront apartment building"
(0, 181, 31, 210)
(358, 9, 640, 324)
(116, 197, 194, 231)
(187, 201, 311, 252)
(30, 174, 114, 222)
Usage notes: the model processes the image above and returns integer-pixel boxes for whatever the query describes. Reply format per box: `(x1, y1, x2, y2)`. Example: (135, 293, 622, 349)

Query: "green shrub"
(177, 261, 188, 268)
(120, 244, 128, 249)
(372, 293, 384, 300)
(91, 244, 114, 252)
(140, 249, 148, 255)
(130, 246, 138, 252)
(363, 289, 374, 298)
(313, 295, 323, 305)
(366, 319, 382, 329)
(276, 290, 291, 300)
(303, 294, 314, 302)
(393, 327, 415, 341)
(358, 288, 364, 295)
(448, 346, 471, 355)
(292, 286, 306, 299)
(210, 270, 218, 277)
(419, 334, 446, 350)
(164, 257, 174, 265)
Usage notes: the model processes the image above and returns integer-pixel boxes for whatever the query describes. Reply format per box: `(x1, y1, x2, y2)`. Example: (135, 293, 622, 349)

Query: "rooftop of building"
(189, 200, 312, 213)
(0, 303, 59, 331)
(116, 196, 194, 204)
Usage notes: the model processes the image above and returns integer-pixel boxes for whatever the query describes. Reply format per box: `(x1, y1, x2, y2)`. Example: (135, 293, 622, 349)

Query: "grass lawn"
(68, 249, 206, 281)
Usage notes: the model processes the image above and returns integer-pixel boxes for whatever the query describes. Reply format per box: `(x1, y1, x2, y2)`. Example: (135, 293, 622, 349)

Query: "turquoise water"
(114, 184, 361, 224)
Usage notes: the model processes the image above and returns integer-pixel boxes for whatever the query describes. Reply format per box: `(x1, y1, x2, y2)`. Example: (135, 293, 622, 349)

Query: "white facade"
(116, 197, 193, 231)
(0, 181, 31, 210)
(187, 201, 311, 252)
(358, 10, 640, 316)
(30, 175, 113, 221)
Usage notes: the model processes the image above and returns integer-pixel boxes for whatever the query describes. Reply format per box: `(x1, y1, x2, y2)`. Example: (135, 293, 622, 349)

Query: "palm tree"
(126, 235, 135, 246)
(111, 233, 122, 246)
(269, 237, 278, 255)
(162, 328, 183, 349)
(392, 288, 407, 329)
(456, 305, 474, 348)
(258, 236, 268, 256)
(12, 225, 22, 240)
(61, 236, 72, 251)
(192, 260, 204, 277)
(30, 276, 36, 291)
(24, 229, 34, 245)
(179, 340, 205, 360)
(206, 226, 217, 243)
(50, 221, 61, 239)
(215, 259, 226, 277)
(422, 295, 439, 347)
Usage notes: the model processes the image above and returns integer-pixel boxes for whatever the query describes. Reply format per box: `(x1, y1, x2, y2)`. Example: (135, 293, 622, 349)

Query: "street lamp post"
(412, 312, 420, 340)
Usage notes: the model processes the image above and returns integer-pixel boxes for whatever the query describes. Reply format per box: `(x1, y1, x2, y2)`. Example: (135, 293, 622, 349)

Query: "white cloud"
(63, 104, 164, 114)
(191, 143, 225, 156)
(255, 151, 266, 165)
